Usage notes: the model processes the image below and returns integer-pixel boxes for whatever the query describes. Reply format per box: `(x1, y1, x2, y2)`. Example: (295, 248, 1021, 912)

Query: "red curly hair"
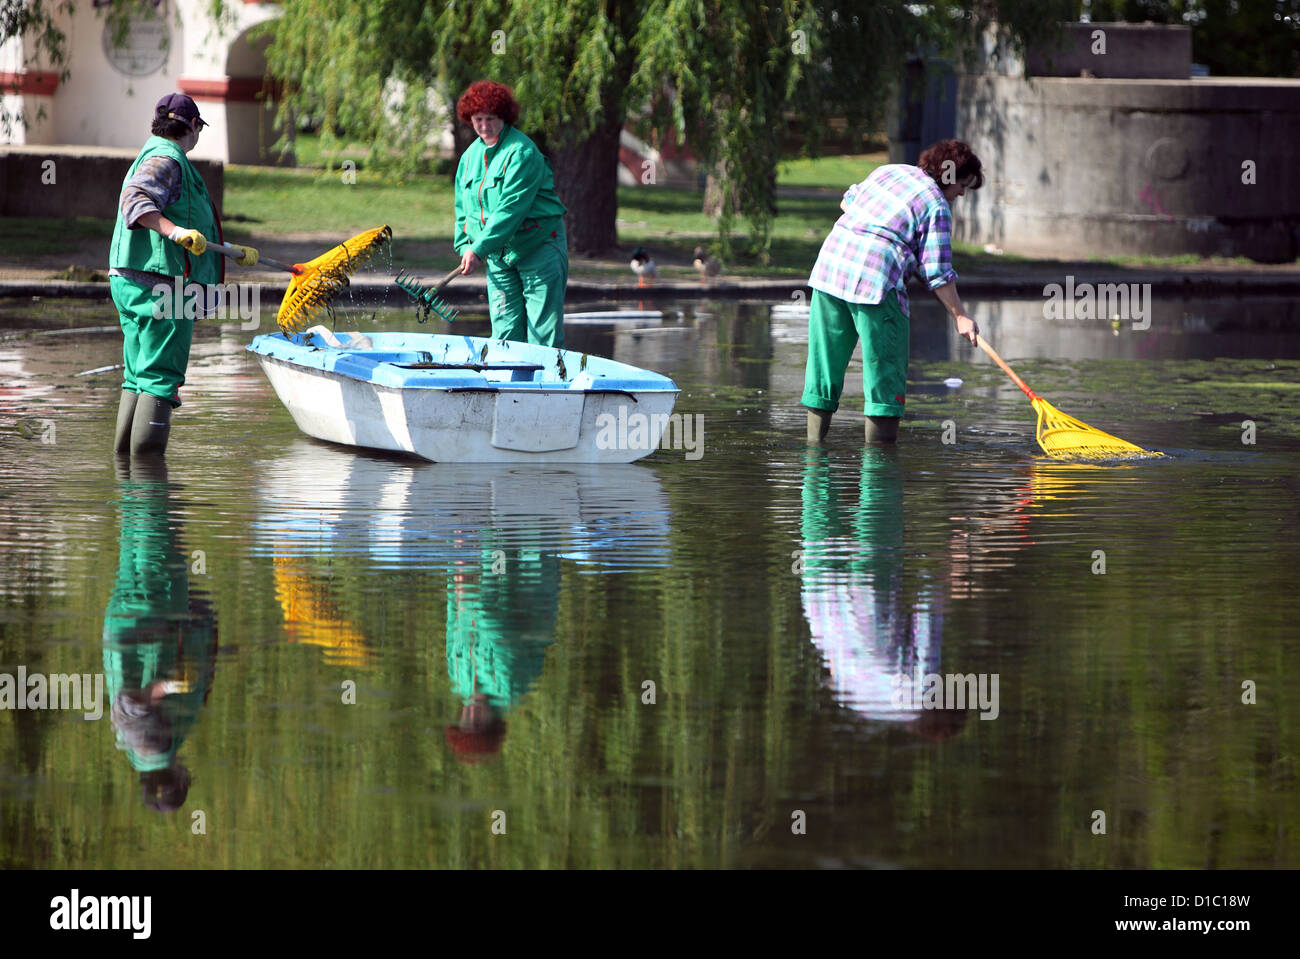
(456, 80, 520, 126)
(918, 139, 984, 190)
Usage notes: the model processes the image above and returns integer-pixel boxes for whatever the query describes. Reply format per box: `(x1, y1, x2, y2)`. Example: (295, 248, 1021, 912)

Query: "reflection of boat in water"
(565, 309, 665, 325)
(254, 441, 673, 667)
(256, 440, 672, 569)
(248, 331, 679, 464)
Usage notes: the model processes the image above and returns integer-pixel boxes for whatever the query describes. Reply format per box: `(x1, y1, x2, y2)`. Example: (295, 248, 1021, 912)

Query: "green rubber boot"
(130, 394, 173, 457)
(114, 390, 139, 454)
(864, 415, 899, 444)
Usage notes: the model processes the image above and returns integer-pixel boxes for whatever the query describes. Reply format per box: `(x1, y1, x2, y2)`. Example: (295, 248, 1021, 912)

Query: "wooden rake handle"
(975, 335, 1039, 402)
(209, 241, 300, 275)
(432, 266, 465, 293)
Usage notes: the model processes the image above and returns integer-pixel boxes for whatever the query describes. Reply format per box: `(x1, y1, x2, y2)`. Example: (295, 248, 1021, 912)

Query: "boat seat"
(392, 362, 545, 372)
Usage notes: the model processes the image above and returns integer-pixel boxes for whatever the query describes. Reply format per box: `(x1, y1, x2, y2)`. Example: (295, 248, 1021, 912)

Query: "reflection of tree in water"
(102, 459, 217, 812)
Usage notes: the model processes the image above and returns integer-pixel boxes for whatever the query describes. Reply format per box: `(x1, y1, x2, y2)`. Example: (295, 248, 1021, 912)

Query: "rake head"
(393, 269, 460, 325)
(1032, 397, 1162, 461)
(276, 225, 393, 333)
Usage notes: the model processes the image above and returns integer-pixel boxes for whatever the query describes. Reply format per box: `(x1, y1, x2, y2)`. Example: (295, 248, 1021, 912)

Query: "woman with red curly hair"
(803, 138, 983, 444)
(453, 80, 569, 347)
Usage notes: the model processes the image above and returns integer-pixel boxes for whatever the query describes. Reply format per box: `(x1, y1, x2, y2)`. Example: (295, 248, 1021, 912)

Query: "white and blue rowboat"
(248, 328, 680, 463)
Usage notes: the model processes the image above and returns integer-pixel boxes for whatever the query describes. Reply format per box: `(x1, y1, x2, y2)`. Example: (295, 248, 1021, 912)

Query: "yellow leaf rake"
(211, 225, 392, 333)
(977, 336, 1162, 460)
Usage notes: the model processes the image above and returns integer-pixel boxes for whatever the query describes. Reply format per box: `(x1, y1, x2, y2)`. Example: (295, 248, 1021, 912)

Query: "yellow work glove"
(168, 226, 208, 256)
(231, 244, 259, 267)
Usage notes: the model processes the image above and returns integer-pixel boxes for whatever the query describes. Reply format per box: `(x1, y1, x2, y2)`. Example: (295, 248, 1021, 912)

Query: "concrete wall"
(1025, 22, 1192, 79)
(0, 145, 224, 218)
(955, 75, 1300, 263)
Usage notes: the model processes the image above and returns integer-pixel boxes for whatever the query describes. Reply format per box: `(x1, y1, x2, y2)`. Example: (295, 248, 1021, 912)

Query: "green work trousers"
(801, 288, 910, 418)
(111, 275, 192, 407)
(483, 230, 568, 349)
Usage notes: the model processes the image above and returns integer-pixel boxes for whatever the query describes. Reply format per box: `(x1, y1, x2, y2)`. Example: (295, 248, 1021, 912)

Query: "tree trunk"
(702, 169, 741, 218)
(551, 108, 624, 256)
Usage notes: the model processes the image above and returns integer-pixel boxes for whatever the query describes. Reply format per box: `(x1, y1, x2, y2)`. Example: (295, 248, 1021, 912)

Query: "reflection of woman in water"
(444, 531, 560, 762)
(799, 447, 963, 740)
(102, 459, 217, 811)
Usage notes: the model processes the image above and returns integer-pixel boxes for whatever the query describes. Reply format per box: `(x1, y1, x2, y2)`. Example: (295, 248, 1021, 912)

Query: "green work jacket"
(109, 136, 222, 284)
(454, 125, 567, 266)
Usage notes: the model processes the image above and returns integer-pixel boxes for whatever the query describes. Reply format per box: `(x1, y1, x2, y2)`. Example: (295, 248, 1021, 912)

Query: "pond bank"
(5, 259, 1300, 303)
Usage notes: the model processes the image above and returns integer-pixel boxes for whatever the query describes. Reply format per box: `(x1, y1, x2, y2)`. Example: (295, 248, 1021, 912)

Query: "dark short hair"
(918, 139, 984, 190)
(151, 115, 194, 139)
(140, 766, 191, 812)
(456, 80, 520, 126)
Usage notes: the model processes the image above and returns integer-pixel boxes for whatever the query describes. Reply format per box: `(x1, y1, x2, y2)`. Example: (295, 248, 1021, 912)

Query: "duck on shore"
(693, 246, 721, 284)
(630, 247, 657, 288)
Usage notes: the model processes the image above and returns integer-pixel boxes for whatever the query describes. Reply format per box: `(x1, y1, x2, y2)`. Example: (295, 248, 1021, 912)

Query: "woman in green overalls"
(108, 93, 258, 456)
(452, 81, 569, 348)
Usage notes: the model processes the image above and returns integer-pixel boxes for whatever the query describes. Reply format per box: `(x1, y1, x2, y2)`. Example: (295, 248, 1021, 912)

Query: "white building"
(1, 0, 284, 164)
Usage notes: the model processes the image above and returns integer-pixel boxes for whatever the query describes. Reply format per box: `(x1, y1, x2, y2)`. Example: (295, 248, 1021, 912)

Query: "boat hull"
(250, 332, 680, 464)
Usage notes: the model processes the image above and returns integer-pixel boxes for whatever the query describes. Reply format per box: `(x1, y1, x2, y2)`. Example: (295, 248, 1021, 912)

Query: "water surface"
(1, 294, 1297, 868)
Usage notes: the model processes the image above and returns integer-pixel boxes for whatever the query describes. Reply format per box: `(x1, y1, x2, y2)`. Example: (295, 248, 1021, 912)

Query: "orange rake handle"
(976, 336, 1039, 402)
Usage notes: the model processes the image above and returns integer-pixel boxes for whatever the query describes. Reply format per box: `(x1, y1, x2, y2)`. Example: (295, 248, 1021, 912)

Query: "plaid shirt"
(808, 164, 958, 314)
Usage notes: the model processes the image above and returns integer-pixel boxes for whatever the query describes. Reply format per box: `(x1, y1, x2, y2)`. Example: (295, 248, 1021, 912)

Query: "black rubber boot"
(129, 454, 169, 483)
(114, 390, 138, 454)
(130, 394, 173, 457)
(806, 408, 832, 444)
(864, 415, 900, 443)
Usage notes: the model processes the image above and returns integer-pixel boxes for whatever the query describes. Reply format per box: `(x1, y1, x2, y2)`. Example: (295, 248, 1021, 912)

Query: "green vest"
(110, 136, 221, 284)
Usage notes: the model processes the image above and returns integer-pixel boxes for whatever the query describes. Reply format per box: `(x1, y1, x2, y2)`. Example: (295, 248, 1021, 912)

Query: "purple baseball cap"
(155, 93, 207, 129)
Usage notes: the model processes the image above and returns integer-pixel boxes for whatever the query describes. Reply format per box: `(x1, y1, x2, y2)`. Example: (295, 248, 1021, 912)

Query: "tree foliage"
(261, 1, 1070, 258)
(28, 2, 1293, 256)
(1082, 0, 1300, 77)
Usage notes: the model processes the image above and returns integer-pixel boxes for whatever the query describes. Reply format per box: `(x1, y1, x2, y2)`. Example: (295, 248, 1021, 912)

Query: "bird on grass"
(693, 246, 721, 284)
(629, 247, 657, 288)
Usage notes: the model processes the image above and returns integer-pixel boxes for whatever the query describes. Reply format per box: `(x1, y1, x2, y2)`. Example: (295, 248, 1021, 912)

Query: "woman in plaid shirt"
(803, 139, 983, 443)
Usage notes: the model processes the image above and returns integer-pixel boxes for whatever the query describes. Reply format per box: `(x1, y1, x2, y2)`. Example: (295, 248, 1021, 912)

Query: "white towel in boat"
(305, 326, 373, 349)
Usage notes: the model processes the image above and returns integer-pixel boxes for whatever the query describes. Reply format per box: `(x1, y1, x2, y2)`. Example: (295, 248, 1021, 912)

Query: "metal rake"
(394, 267, 462, 325)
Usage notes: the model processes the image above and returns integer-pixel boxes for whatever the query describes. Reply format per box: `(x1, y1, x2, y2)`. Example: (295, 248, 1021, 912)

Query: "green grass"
(219, 161, 848, 276)
(0, 216, 112, 257)
(776, 152, 885, 189)
(222, 165, 456, 239)
(285, 131, 370, 170)
(5, 147, 1294, 277)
